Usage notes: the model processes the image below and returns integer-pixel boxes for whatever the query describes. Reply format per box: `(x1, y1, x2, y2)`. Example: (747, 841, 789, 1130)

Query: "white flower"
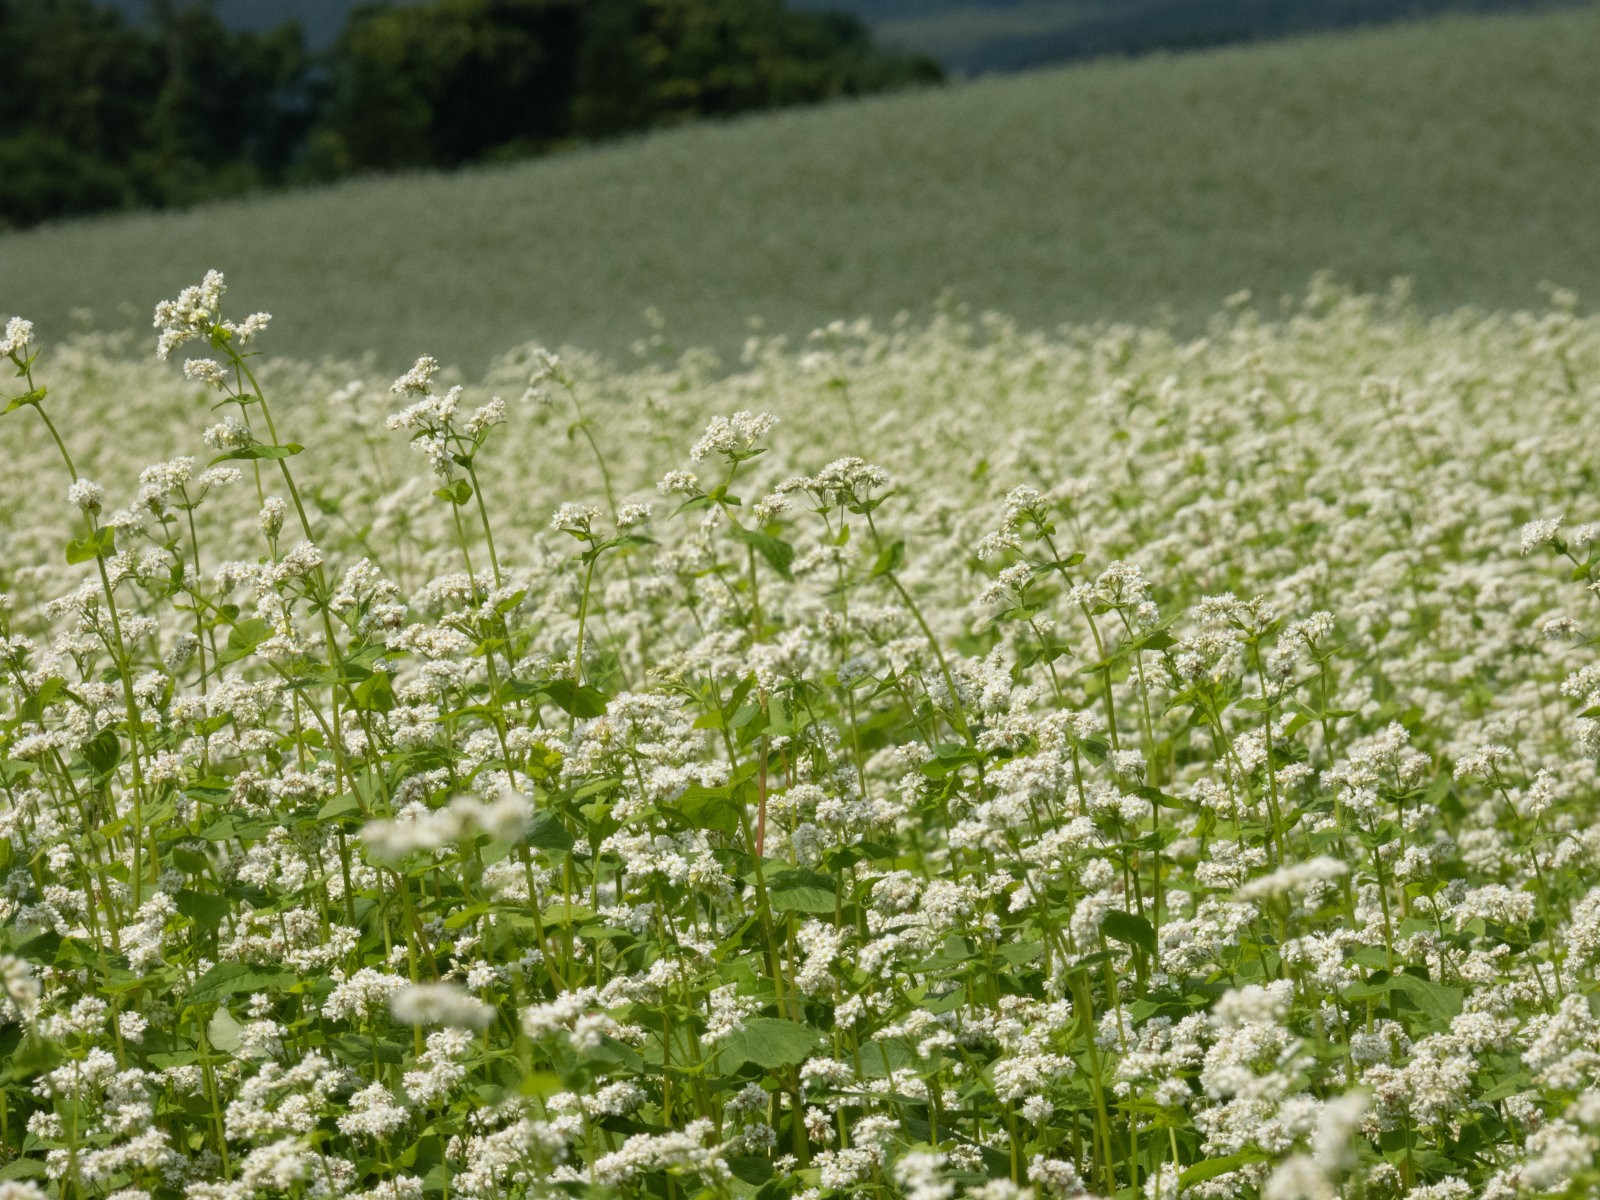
(689, 410, 777, 461)
(657, 469, 699, 495)
(390, 982, 494, 1030)
(153, 269, 226, 360)
(259, 496, 287, 539)
(1520, 516, 1563, 555)
(391, 355, 440, 396)
(182, 358, 228, 388)
(68, 478, 104, 514)
(616, 502, 651, 529)
(337, 1083, 410, 1138)
(552, 502, 601, 533)
(1, 316, 34, 357)
(1238, 856, 1349, 900)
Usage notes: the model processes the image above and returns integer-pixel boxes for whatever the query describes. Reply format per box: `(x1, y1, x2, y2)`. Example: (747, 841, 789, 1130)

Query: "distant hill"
(787, 0, 1586, 73)
(100, 0, 1586, 68)
(8, 4, 1598, 369)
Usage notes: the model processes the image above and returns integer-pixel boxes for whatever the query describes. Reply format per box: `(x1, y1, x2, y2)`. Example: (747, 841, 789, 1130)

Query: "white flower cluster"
(2, 275, 1600, 1200)
(361, 791, 534, 859)
(1, 315, 34, 357)
(152, 269, 269, 360)
(689, 409, 777, 461)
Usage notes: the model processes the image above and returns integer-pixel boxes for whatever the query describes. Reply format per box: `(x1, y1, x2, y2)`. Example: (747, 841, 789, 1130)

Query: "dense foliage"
(0, 0, 939, 228)
(1, 275, 1600, 1199)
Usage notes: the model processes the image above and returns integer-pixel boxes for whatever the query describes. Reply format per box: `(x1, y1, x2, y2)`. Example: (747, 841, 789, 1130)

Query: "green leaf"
(526, 809, 574, 853)
(353, 671, 395, 713)
(329, 1034, 406, 1065)
(584, 1034, 644, 1071)
(766, 869, 838, 914)
(172, 846, 212, 876)
(540, 680, 610, 718)
(176, 889, 230, 929)
(211, 442, 303, 463)
(858, 1036, 918, 1078)
(1101, 909, 1156, 955)
(1179, 1150, 1271, 1188)
(1128, 622, 1177, 652)
(870, 538, 906, 578)
(190, 963, 296, 1004)
(1387, 972, 1464, 1020)
(1133, 785, 1187, 810)
(495, 588, 528, 615)
(1478, 1072, 1533, 1102)
(433, 479, 473, 505)
(519, 1070, 567, 1099)
(198, 816, 237, 842)
(998, 940, 1044, 966)
(18, 675, 66, 722)
(1344, 970, 1462, 1021)
(0, 1033, 59, 1083)
(318, 792, 364, 822)
(207, 1006, 244, 1053)
(444, 903, 488, 930)
(733, 528, 795, 579)
(64, 525, 116, 564)
(675, 784, 741, 836)
(572, 775, 620, 801)
(220, 617, 273, 664)
(2, 386, 47, 414)
(715, 1017, 822, 1071)
(82, 728, 122, 777)
(729, 1156, 775, 1186)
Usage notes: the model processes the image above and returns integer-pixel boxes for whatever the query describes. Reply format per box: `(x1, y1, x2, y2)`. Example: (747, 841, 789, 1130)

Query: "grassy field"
(4, 4, 1598, 373)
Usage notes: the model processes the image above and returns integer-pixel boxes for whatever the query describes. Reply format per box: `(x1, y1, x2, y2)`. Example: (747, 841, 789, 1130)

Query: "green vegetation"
(4, 4, 1595, 372)
(0, 0, 938, 227)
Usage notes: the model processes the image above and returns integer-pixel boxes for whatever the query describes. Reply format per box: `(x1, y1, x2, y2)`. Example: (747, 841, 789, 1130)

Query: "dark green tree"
(0, 0, 939, 225)
(572, 0, 939, 136)
(0, 0, 315, 223)
(148, 2, 314, 170)
(0, 0, 161, 221)
(323, 0, 583, 170)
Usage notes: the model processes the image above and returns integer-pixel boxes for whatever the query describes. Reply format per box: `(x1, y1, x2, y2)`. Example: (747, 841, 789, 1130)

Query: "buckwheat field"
(2, 271, 1599, 1200)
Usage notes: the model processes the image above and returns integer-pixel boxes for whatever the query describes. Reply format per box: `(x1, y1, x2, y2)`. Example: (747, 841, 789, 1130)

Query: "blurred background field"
(7, 3, 1598, 373)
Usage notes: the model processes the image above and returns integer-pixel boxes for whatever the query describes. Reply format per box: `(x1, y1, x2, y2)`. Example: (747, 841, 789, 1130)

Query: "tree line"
(0, 0, 941, 228)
